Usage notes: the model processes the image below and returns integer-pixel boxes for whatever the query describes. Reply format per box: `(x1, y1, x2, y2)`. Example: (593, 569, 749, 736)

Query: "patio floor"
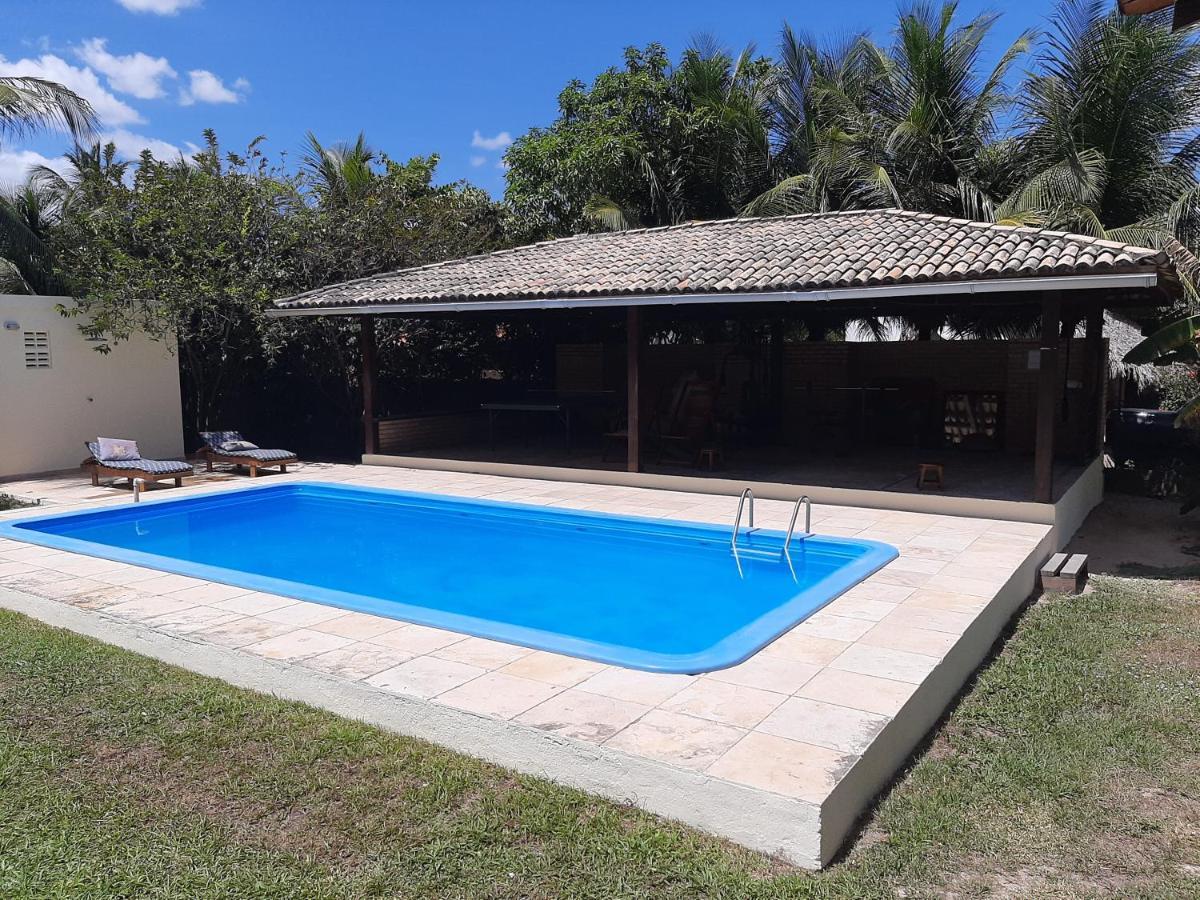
(0, 461, 1054, 867)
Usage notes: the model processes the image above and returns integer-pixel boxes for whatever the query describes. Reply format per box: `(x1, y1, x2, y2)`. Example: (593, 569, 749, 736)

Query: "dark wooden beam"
(361, 315, 378, 456)
(626, 306, 641, 473)
(1084, 306, 1106, 458)
(1034, 292, 1061, 502)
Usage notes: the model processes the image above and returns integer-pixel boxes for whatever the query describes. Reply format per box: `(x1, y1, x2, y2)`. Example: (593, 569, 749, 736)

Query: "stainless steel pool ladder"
(132, 477, 145, 503)
(731, 489, 813, 556)
(783, 495, 812, 553)
(730, 488, 757, 551)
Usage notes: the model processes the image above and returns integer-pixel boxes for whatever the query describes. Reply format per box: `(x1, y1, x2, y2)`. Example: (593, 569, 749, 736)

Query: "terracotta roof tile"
(273, 209, 1175, 312)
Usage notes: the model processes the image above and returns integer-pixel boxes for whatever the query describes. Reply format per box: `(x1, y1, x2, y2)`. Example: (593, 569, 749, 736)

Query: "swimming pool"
(1, 483, 896, 673)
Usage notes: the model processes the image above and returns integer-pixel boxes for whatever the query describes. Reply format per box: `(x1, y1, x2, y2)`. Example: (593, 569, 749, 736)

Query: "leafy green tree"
(504, 42, 774, 239)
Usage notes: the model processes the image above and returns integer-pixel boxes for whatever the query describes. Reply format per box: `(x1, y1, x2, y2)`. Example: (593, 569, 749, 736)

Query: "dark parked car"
(1106, 408, 1192, 465)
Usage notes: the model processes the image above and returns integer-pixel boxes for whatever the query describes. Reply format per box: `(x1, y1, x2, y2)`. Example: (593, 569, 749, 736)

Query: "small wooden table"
(916, 463, 944, 490)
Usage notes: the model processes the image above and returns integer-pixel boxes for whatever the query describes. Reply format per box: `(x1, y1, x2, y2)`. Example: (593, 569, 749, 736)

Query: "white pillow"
(219, 440, 259, 452)
(97, 437, 140, 461)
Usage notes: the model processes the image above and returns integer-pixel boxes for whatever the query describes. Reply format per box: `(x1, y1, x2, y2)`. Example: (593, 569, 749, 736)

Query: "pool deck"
(0, 462, 1054, 868)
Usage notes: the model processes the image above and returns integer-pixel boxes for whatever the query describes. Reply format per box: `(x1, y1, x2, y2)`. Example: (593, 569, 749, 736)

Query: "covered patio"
(271, 210, 1180, 518)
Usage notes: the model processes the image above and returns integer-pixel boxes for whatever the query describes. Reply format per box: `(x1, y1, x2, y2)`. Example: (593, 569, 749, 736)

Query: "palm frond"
(584, 195, 640, 230)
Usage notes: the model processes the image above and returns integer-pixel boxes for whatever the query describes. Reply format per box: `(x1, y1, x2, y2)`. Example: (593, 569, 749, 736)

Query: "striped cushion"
(85, 442, 192, 474)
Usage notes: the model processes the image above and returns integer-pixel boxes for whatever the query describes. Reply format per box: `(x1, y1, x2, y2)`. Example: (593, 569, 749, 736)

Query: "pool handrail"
(783, 495, 812, 554)
(730, 487, 757, 551)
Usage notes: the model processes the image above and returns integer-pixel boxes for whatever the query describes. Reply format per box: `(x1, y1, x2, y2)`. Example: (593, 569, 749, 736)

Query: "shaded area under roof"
(270, 209, 1180, 316)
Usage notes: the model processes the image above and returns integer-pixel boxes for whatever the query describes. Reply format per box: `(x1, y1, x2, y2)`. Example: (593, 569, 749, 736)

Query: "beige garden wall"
(0, 294, 183, 479)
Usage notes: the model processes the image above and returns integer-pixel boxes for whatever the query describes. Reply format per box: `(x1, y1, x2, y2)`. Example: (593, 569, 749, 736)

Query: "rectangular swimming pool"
(0, 483, 896, 673)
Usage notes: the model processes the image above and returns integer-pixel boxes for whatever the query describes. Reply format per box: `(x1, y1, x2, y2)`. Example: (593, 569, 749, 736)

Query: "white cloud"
(0, 52, 142, 126)
(471, 129, 512, 151)
(470, 155, 486, 167)
(0, 149, 68, 190)
(178, 69, 247, 105)
(115, 0, 201, 14)
(75, 38, 176, 100)
(101, 128, 185, 161)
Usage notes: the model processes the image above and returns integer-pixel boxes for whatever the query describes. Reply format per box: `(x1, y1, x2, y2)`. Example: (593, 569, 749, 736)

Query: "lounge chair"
(199, 431, 297, 477)
(82, 440, 193, 488)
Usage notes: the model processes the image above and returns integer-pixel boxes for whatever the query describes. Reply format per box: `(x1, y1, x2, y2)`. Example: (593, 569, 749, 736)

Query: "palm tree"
(29, 141, 129, 219)
(300, 132, 378, 206)
(0, 75, 95, 293)
(999, 0, 1200, 296)
(746, 2, 1031, 218)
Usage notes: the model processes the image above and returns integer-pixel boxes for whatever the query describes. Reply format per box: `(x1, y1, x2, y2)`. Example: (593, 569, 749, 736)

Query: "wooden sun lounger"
(81, 442, 192, 488)
(199, 431, 297, 477)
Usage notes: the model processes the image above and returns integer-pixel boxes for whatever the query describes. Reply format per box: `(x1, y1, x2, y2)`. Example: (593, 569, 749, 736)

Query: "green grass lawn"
(2, 575, 1198, 898)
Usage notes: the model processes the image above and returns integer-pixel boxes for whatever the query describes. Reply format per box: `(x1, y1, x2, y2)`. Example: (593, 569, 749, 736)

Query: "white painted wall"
(0, 294, 184, 478)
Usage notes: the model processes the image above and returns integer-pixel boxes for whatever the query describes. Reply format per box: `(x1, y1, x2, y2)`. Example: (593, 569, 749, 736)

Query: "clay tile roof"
(272, 209, 1176, 313)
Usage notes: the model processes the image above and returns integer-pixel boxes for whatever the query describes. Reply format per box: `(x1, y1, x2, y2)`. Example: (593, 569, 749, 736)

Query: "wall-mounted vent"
(23, 331, 51, 369)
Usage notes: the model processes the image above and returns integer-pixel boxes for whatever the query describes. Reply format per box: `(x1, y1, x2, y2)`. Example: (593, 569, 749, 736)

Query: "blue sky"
(3, 0, 1051, 196)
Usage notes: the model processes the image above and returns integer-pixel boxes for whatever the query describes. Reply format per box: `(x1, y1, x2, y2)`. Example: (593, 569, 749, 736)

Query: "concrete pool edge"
(0, 583, 826, 866)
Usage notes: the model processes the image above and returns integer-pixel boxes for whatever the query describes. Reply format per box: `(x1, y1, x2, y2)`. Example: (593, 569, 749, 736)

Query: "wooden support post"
(626, 306, 641, 473)
(361, 316, 378, 456)
(1084, 306, 1105, 459)
(1034, 292, 1061, 502)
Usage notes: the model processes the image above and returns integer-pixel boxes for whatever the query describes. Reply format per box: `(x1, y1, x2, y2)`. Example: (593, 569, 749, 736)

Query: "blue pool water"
(0, 483, 896, 673)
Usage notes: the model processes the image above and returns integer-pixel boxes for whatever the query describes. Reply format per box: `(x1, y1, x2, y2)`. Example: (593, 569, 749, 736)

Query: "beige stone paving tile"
(859, 622, 959, 658)
(791, 614, 874, 643)
(922, 573, 1007, 599)
(311, 611, 406, 641)
(433, 636, 533, 670)
(516, 688, 650, 744)
(299, 643, 415, 681)
(760, 632, 851, 666)
(823, 596, 897, 622)
(62, 585, 158, 611)
(889, 555, 948, 575)
(144, 605, 245, 635)
(829, 643, 940, 685)
(880, 604, 974, 636)
(706, 655, 820, 695)
(0, 560, 47, 579)
(436, 671, 561, 719)
(986, 520, 1051, 537)
(258, 601, 347, 627)
(136, 573, 209, 595)
(105, 594, 200, 621)
(575, 667, 693, 706)
(706, 732, 851, 803)
(193, 616, 303, 649)
(897, 545, 960, 563)
(498, 651, 606, 687)
(366, 656, 486, 699)
(243, 627, 355, 662)
(164, 583, 255, 605)
(92, 565, 173, 586)
(213, 591, 298, 616)
(37, 577, 123, 601)
(0, 567, 69, 592)
(841, 581, 915, 604)
(0, 545, 60, 563)
(796, 668, 918, 716)
(903, 588, 990, 614)
(907, 533, 977, 552)
(47, 555, 126, 577)
(368, 623, 466, 655)
(757, 696, 890, 754)
(606, 709, 744, 771)
(872, 568, 938, 590)
(660, 678, 785, 729)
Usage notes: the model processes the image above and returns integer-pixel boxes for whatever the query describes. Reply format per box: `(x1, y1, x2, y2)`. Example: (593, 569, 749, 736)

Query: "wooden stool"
(696, 447, 723, 470)
(916, 463, 944, 490)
